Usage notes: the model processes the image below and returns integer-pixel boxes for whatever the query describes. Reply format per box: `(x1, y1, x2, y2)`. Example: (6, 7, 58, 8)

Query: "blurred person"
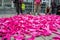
(21, 2, 26, 13)
(34, 0, 42, 15)
(51, 0, 56, 14)
(56, 5, 60, 15)
(45, 0, 51, 15)
(45, 6, 51, 15)
(19, 0, 23, 14)
(13, 0, 23, 15)
(13, 0, 20, 14)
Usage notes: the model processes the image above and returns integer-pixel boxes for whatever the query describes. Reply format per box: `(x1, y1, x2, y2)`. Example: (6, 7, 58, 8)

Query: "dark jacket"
(13, 0, 19, 3)
(56, 5, 60, 15)
(51, 2, 56, 8)
(13, 0, 23, 3)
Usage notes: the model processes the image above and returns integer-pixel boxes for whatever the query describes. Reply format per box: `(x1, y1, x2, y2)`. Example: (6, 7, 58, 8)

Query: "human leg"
(37, 4, 41, 14)
(34, 4, 37, 15)
(15, 3, 20, 15)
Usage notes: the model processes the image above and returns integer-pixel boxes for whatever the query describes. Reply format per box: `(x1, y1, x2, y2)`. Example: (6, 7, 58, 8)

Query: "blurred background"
(0, 0, 60, 40)
(0, 0, 60, 16)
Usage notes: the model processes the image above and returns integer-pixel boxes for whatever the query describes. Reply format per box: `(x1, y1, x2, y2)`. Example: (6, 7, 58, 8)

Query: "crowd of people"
(13, 0, 60, 15)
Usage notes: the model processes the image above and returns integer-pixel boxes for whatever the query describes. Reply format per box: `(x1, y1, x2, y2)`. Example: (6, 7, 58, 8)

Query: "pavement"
(0, 8, 16, 17)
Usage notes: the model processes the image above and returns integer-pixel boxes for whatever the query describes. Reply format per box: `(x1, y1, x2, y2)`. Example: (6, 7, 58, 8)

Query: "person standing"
(45, 6, 50, 14)
(45, 0, 51, 15)
(19, 0, 23, 14)
(51, 0, 56, 14)
(56, 5, 60, 15)
(13, 0, 23, 15)
(34, 0, 42, 15)
(13, 0, 20, 14)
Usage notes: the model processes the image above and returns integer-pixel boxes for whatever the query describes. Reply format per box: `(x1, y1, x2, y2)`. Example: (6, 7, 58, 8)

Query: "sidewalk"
(0, 8, 16, 17)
